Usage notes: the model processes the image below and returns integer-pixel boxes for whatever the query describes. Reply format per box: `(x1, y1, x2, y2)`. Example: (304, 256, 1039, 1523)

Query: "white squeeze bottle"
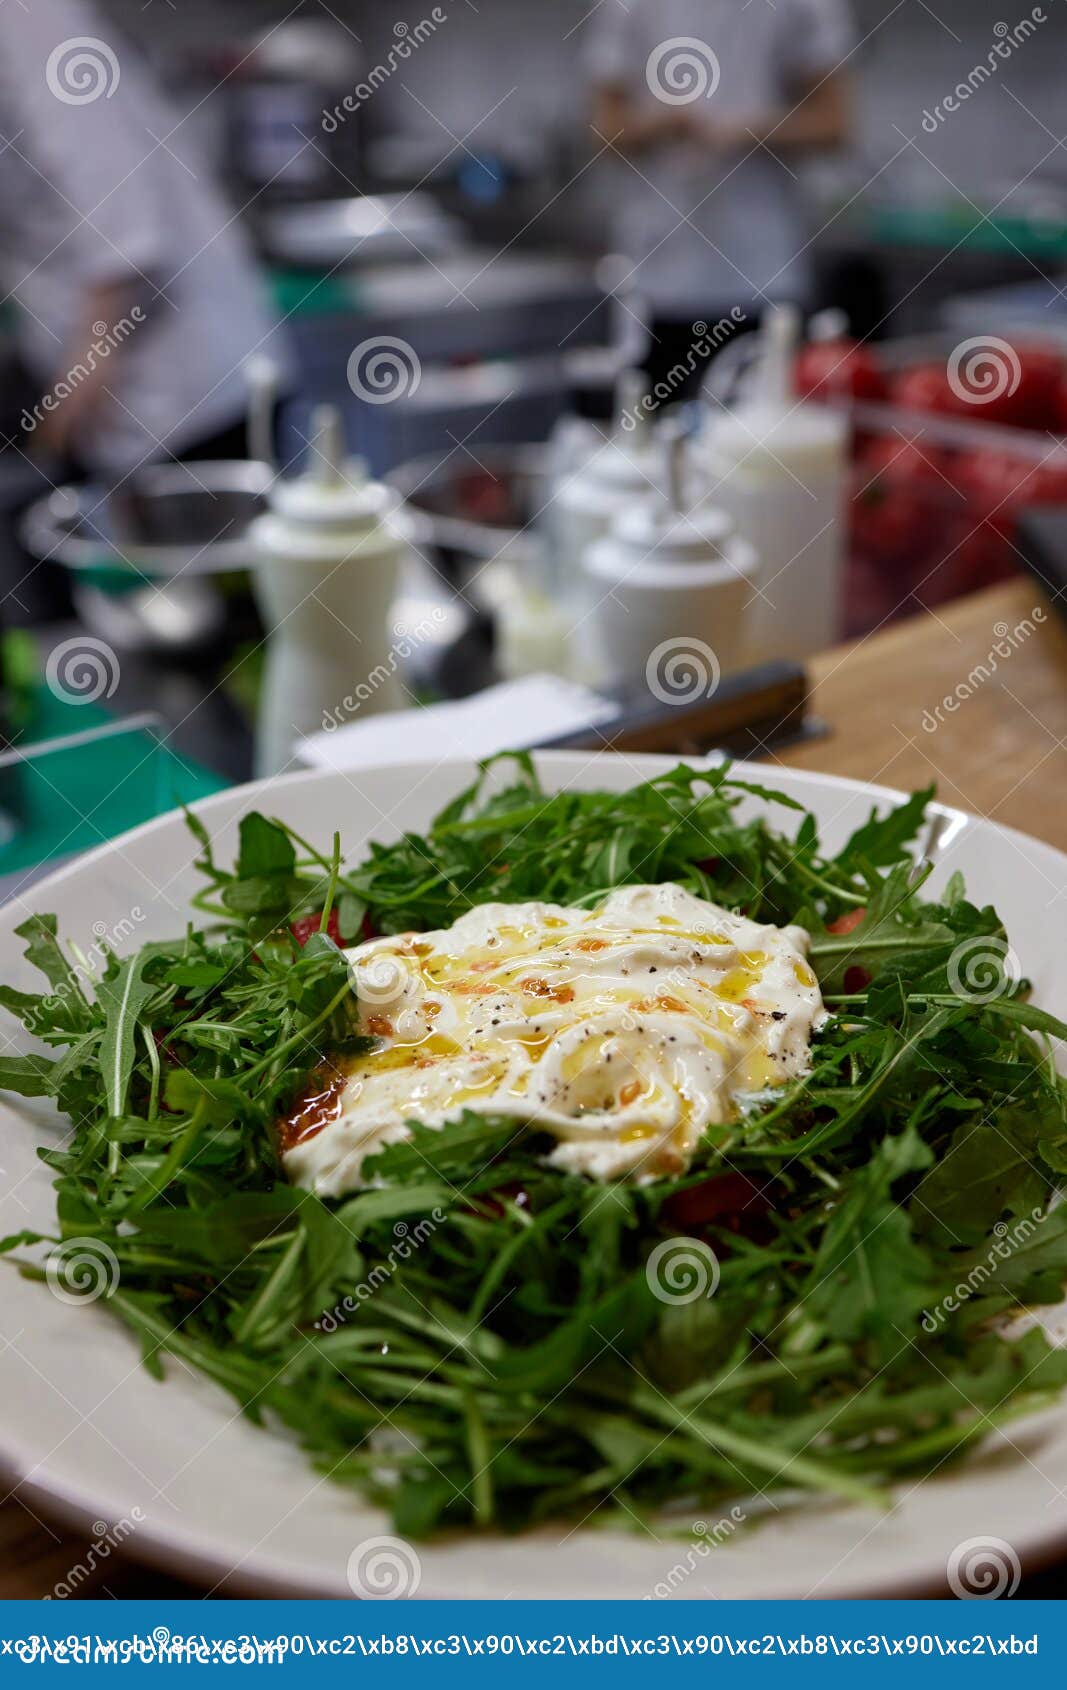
(699, 303, 847, 664)
(549, 371, 665, 583)
(581, 431, 758, 697)
(251, 405, 413, 777)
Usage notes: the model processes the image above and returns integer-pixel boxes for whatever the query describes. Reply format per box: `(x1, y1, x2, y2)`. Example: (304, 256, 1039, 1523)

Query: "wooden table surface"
(3, 578, 1065, 1600)
(782, 578, 1067, 852)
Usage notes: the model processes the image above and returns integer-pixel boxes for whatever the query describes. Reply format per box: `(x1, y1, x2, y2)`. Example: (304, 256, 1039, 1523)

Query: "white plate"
(1, 753, 1065, 1600)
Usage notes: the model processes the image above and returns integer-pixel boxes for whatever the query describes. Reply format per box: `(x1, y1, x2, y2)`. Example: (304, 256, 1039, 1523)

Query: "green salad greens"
(2, 755, 1067, 1539)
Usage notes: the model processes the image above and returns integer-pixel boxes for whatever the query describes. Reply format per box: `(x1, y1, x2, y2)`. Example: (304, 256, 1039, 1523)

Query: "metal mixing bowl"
(20, 461, 273, 652)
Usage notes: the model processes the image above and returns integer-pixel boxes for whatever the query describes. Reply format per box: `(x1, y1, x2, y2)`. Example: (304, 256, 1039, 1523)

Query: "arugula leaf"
(95, 953, 159, 1119)
(13, 914, 92, 1028)
(364, 1114, 526, 1188)
(491, 1276, 656, 1394)
(0, 1053, 57, 1097)
(839, 786, 936, 869)
(237, 813, 296, 879)
(810, 865, 957, 993)
(806, 1125, 935, 1348)
(951, 1207, 1067, 1307)
(914, 1107, 1050, 1246)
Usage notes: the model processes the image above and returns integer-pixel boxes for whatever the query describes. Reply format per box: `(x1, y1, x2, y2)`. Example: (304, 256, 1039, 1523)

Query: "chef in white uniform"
(586, 0, 854, 399)
(0, 0, 289, 480)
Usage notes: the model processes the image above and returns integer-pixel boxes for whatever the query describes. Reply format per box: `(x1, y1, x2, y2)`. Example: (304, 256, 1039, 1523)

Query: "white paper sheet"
(297, 675, 616, 772)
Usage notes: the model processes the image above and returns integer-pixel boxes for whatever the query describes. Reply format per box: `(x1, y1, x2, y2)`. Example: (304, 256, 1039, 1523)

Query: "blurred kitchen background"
(3, 0, 1067, 871)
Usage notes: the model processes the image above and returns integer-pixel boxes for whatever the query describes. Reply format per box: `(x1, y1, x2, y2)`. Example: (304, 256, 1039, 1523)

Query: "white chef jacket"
(585, 0, 854, 316)
(0, 0, 289, 477)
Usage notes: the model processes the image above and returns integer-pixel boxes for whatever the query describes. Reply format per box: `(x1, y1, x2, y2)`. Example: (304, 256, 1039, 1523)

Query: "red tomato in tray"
(850, 475, 932, 567)
(795, 337, 888, 404)
(850, 436, 956, 567)
(955, 446, 1067, 536)
(954, 450, 1029, 545)
(1028, 453, 1067, 505)
(1006, 345, 1063, 431)
(891, 363, 959, 417)
(893, 344, 1062, 431)
(944, 522, 1015, 592)
(940, 445, 1067, 596)
(459, 469, 516, 526)
(951, 342, 1062, 430)
(955, 446, 1028, 503)
(859, 433, 955, 488)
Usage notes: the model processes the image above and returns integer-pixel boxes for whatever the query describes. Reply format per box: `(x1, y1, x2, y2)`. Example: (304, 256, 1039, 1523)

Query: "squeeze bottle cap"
(269, 405, 396, 529)
(611, 428, 744, 567)
(709, 303, 845, 468)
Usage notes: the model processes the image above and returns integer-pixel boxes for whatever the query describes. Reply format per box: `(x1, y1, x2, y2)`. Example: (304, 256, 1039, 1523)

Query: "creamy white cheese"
(282, 883, 827, 1196)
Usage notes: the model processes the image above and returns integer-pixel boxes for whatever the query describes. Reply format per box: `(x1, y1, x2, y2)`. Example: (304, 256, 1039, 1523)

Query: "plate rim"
(5, 751, 1067, 924)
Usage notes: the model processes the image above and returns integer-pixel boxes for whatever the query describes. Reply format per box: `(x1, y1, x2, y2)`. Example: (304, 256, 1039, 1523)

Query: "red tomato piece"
(891, 363, 960, 416)
(826, 906, 867, 935)
(475, 1182, 531, 1219)
(1029, 450, 1067, 503)
(850, 471, 932, 567)
(1007, 345, 1062, 430)
(795, 338, 888, 404)
(953, 447, 1067, 541)
(859, 434, 954, 488)
(661, 1172, 772, 1237)
(290, 909, 343, 947)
